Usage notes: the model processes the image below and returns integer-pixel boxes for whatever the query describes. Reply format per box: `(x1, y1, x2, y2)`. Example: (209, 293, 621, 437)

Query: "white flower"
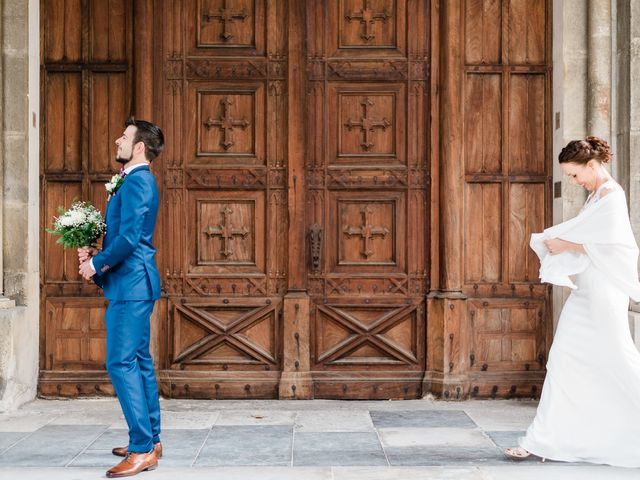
(67, 210, 86, 226)
(105, 174, 124, 194)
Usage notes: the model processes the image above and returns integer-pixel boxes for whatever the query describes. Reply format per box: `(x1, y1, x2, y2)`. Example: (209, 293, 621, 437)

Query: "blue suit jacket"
(92, 165, 161, 301)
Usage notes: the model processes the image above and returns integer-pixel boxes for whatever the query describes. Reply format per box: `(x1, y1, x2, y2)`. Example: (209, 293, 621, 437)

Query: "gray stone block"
(293, 432, 386, 467)
(2, 14, 27, 52)
(2, 0, 29, 18)
(0, 425, 107, 466)
(385, 446, 507, 466)
(196, 426, 292, 466)
(485, 431, 527, 449)
(370, 411, 477, 429)
(66, 450, 114, 468)
(0, 432, 28, 452)
(2, 57, 28, 132)
(3, 135, 29, 203)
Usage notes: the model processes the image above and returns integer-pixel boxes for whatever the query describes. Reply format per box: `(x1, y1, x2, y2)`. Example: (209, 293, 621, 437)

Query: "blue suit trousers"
(105, 300, 161, 453)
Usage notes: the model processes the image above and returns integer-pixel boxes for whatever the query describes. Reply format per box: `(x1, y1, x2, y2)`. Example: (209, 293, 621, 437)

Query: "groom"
(78, 118, 164, 478)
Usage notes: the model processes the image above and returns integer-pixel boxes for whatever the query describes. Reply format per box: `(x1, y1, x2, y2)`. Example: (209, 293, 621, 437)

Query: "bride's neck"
(591, 167, 612, 192)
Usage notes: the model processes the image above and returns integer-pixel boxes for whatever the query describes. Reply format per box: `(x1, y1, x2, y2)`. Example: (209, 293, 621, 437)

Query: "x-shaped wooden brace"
(173, 303, 276, 365)
(316, 304, 418, 365)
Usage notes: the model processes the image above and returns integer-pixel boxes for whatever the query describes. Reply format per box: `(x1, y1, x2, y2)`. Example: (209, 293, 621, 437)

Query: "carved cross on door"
(344, 97, 391, 150)
(343, 205, 389, 258)
(203, 206, 250, 258)
(345, 0, 391, 42)
(203, 97, 250, 150)
(202, 0, 248, 41)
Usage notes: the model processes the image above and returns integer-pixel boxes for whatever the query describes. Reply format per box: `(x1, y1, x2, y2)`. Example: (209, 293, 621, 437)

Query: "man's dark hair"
(125, 117, 165, 161)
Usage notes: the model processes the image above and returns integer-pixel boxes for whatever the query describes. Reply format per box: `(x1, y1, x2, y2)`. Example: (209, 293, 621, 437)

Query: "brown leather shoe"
(106, 451, 158, 478)
(112, 442, 163, 459)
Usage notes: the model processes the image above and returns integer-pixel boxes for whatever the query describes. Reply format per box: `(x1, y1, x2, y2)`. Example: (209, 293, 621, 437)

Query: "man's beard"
(115, 152, 132, 165)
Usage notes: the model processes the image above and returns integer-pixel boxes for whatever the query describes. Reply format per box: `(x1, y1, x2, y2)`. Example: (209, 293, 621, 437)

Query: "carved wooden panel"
(45, 299, 109, 370)
(464, 183, 502, 283)
(188, 190, 265, 274)
(44, 73, 82, 172)
(506, 0, 546, 65)
(89, 0, 131, 62)
(328, 0, 407, 56)
(90, 73, 130, 173)
(508, 183, 545, 282)
(188, 0, 266, 54)
(43, 0, 83, 63)
(170, 299, 279, 370)
(329, 84, 405, 165)
(44, 182, 83, 284)
(327, 193, 405, 273)
(469, 299, 546, 372)
(464, 74, 501, 174)
(314, 302, 422, 368)
(189, 84, 265, 163)
(464, 0, 501, 65)
(464, 0, 546, 66)
(339, 201, 394, 265)
(508, 74, 546, 174)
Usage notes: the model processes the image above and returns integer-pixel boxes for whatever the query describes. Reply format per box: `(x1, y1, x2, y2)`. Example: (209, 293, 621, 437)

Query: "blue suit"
(92, 164, 161, 453)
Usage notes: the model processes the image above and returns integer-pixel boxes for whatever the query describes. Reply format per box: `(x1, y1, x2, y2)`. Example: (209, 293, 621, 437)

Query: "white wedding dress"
(520, 180, 640, 468)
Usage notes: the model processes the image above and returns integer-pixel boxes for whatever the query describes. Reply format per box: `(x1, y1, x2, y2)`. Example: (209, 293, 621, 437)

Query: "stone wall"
(554, 0, 640, 343)
(618, 0, 640, 341)
(0, 0, 40, 411)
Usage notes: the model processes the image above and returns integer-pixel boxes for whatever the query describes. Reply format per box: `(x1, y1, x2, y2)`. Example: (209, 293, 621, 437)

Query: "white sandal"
(504, 447, 531, 460)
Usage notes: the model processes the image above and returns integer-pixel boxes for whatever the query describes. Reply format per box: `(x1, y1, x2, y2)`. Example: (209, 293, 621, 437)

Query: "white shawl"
(530, 189, 640, 301)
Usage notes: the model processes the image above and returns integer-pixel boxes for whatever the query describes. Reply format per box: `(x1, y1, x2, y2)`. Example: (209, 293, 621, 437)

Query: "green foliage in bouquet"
(46, 201, 107, 249)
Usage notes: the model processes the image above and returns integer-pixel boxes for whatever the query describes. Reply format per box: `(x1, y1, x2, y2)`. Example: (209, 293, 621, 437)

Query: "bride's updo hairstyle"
(558, 136, 612, 165)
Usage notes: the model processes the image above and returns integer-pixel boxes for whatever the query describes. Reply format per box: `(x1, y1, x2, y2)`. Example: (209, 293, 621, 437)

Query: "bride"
(505, 137, 640, 467)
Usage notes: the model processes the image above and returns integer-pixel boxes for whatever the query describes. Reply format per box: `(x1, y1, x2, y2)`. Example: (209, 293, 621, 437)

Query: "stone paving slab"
(216, 410, 297, 426)
(379, 427, 494, 448)
(385, 446, 507, 466)
(485, 430, 526, 448)
(0, 412, 59, 432)
(464, 407, 537, 431)
(195, 425, 292, 466)
(0, 425, 107, 467)
(0, 431, 28, 452)
(370, 410, 477, 429)
(293, 432, 387, 466)
(294, 410, 375, 432)
(155, 410, 220, 429)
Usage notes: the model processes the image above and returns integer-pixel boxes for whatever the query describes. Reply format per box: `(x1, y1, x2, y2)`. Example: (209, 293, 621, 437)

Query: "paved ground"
(0, 398, 637, 479)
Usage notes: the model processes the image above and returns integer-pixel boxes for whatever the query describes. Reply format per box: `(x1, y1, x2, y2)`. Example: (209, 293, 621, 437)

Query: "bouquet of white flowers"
(46, 201, 106, 249)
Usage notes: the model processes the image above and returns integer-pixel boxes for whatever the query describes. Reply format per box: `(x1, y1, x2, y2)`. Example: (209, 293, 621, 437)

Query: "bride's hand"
(544, 238, 567, 255)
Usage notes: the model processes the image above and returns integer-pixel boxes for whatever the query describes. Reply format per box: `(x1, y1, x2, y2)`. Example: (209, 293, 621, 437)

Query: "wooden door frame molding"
(279, 0, 312, 399)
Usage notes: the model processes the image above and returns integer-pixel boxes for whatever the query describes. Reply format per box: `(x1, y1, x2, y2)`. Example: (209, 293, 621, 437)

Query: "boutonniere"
(105, 173, 125, 199)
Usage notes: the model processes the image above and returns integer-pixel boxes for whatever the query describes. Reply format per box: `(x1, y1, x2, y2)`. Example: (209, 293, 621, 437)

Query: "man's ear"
(134, 141, 145, 156)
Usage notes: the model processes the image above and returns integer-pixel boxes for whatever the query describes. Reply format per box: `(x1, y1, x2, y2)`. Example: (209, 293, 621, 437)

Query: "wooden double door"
(157, 0, 429, 399)
(40, 0, 551, 400)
